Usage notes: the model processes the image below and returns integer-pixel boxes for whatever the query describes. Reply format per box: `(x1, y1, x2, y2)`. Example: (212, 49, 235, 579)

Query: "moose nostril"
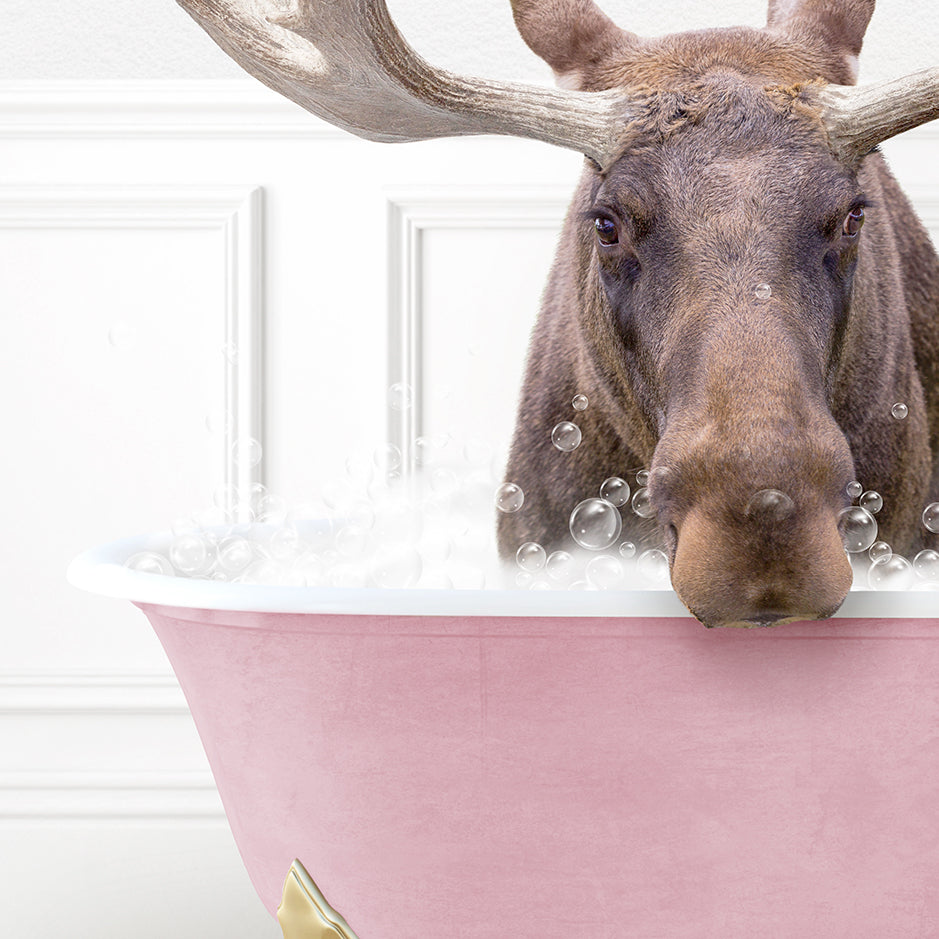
(744, 488, 796, 523)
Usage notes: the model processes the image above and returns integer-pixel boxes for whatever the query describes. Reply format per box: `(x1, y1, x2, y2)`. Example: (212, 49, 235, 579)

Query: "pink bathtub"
(69, 533, 939, 937)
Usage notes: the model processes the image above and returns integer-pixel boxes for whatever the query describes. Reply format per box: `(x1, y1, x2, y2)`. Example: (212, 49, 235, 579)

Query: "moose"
(176, 0, 939, 626)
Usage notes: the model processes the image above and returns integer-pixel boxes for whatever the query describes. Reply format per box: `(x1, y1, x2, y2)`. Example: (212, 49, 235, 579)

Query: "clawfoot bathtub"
(69, 533, 939, 938)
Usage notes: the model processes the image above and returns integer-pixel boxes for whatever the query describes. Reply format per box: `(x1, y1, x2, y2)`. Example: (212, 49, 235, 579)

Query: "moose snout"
(651, 426, 856, 628)
(667, 500, 853, 628)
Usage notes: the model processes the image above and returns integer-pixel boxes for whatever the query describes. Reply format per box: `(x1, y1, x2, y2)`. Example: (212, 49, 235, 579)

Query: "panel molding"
(385, 186, 571, 475)
(0, 79, 344, 139)
(0, 183, 264, 512)
(0, 673, 222, 821)
(0, 672, 185, 714)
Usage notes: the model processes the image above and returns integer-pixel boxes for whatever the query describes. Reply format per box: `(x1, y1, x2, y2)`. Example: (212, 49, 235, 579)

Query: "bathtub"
(69, 532, 939, 938)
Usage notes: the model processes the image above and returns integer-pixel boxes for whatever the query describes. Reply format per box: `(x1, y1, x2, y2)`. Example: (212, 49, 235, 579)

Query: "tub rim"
(67, 531, 938, 619)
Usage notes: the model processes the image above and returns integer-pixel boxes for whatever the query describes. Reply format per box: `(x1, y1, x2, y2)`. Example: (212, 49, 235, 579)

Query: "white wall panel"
(0, 184, 262, 671)
(387, 187, 572, 474)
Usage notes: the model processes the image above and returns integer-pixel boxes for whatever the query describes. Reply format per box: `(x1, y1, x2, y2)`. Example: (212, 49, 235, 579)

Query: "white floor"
(0, 822, 282, 938)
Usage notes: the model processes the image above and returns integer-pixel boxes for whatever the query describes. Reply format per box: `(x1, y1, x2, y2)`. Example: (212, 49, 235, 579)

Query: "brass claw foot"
(277, 859, 360, 939)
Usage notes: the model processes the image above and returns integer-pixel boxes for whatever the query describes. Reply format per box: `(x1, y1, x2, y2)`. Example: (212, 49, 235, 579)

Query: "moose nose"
(668, 500, 853, 629)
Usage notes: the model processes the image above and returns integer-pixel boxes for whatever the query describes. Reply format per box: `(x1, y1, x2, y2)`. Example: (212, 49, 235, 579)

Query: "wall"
(2, 0, 937, 84)
(1, 2, 937, 937)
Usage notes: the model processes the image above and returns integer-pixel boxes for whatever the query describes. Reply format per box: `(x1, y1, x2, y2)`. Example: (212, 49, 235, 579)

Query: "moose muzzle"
(651, 413, 856, 628)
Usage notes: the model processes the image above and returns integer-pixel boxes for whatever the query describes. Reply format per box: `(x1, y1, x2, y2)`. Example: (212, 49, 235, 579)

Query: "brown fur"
(498, 3, 939, 626)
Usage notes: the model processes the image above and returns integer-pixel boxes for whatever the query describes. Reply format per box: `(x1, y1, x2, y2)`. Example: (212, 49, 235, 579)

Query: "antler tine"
(816, 65, 939, 165)
(175, 0, 634, 170)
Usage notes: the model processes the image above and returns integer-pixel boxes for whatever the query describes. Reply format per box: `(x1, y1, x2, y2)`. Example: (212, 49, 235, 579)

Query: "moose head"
(176, 0, 939, 626)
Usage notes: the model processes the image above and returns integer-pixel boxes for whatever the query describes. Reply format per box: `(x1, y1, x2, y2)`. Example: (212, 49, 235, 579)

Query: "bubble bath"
(118, 424, 939, 595)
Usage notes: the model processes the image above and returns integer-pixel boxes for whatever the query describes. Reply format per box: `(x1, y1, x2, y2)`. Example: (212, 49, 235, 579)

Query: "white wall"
(1, 0, 937, 84)
(0, 2, 937, 938)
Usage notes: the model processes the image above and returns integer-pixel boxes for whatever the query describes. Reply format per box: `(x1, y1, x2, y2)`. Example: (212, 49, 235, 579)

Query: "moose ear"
(510, 0, 636, 89)
(766, 0, 876, 83)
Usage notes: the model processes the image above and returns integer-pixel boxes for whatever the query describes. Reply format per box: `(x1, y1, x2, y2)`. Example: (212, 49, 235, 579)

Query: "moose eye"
(594, 216, 619, 246)
(843, 206, 865, 239)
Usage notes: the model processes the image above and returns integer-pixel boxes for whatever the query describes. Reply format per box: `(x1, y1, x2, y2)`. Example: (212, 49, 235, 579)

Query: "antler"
(175, 0, 635, 170)
(816, 66, 939, 164)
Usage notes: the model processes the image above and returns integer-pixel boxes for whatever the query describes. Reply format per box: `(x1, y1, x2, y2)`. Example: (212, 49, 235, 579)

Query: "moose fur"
(498, 1, 939, 624)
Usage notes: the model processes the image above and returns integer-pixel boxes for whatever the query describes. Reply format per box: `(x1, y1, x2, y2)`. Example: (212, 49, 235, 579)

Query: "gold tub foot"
(277, 859, 360, 939)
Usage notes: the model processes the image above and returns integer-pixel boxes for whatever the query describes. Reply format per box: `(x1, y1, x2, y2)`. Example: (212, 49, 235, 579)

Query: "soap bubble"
(631, 487, 655, 518)
(388, 382, 412, 411)
(322, 477, 357, 513)
(923, 502, 939, 533)
(256, 493, 288, 524)
(599, 476, 630, 507)
(572, 394, 589, 411)
(868, 554, 915, 590)
(430, 467, 459, 497)
(231, 437, 262, 468)
(347, 501, 376, 531)
(369, 544, 422, 588)
(414, 434, 446, 467)
(754, 282, 772, 300)
(169, 532, 211, 574)
(516, 542, 547, 572)
(108, 322, 136, 350)
(859, 490, 883, 515)
(125, 551, 173, 576)
(745, 488, 795, 522)
(293, 553, 325, 587)
(374, 443, 403, 473)
(217, 536, 254, 574)
(846, 480, 863, 500)
(636, 470, 650, 486)
(913, 549, 939, 582)
(193, 506, 229, 535)
(545, 550, 576, 584)
(618, 541, 637, 560)
(268, 526, 303, 562)
(891, 402, 908, 420)
(868, 541, 892, 563)
(552, 421, 582, 452)
(569, 498, 623, 550)
(212, 483, 238, 513)
(837, 506, 878, 553)
(221, 341, 239, 364)
(586, 554, 624, 589)
(637, 548, 670, 583)
(495, 482, 525, 513)
(335, 524, 369, 558)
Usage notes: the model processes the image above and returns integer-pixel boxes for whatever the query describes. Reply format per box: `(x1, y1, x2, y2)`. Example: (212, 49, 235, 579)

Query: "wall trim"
(0, 672, 223, 821)
(0, 183, 264, 512)
(0, 772, 223, 821)
(385, 186, 572, 475)
(0, 79, 344, 139)
(0, 671, 184, 714)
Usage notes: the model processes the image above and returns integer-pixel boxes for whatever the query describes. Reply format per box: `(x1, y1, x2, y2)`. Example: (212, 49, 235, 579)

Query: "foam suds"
(123, 415, 939, 592)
